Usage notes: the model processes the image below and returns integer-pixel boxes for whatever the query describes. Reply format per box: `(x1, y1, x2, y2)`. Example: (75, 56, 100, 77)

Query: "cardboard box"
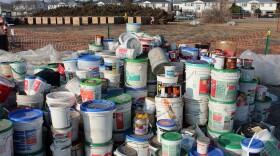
(50, 17, 57, 25)
(64, 17, 72, 25)
(73, 17, 81, 26)
(100, 17, 107, 24)
(92, 17, 99, 24)
(42, 17, 50, 25)
(108, 16, 124, 24)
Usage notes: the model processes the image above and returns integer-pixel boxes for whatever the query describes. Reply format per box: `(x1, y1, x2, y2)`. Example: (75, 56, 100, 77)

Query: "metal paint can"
(243, 59, 253, 69)
(214, 56, 225, 69)
(225, 57, 237, 70)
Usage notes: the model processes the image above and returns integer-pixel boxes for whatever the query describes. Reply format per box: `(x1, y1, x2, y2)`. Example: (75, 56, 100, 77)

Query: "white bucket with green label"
(234, 105, 249, 128)
(240, 67, 255, 82)
(239, 79, 257, 105)
(208, 98, 236, 132)
(125, 56, 148, 88)
(84, 139, 113, 156)
(185, 60, 211, 99)
(80, 78, 102, 102)
(217, 133, 245, 156)
(0, 119, 13, 156)
(10, 61, 27, 81)
(253, 96, 272, 123)
(210, 68, 240, 102)
(161, 132, 182, 156)
(105, 93, 132, 131)
(51, 125, 72, 148)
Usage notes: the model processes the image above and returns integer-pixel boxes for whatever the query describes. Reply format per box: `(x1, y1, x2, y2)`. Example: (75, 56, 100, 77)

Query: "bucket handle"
(156, 106, 177, 120)
(185, 71, 195, 81)
(0, 131, 13, 145)
(247, 132, 257, 156)
(10, 61, 27, 75)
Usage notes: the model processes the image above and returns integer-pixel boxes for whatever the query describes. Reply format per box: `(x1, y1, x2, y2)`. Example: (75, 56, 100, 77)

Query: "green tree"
(230, 3, 242, 14)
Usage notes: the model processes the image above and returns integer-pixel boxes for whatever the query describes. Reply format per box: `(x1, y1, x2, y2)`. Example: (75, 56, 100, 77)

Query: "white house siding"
(138, 3, 170, 11)
(176, 1, 220, 13)
(236, 0, 277, 13)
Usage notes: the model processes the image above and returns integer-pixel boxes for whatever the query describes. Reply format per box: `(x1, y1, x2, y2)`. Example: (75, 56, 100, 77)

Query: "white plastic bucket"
(70, 110, 80, 142)
(197, 137, 210, 154)
(80, 100, 116, 143)
(248, 104, 255, 122)
(155, 96, 184, 130)
(77, 55, 101, 77)
(217, 133, 245, 156)
(125, 57, 148, 88)
(48, 103, 71, 129)
(161, 132, 182, 156)
(105, 94, 132, 131)
(241, 138, 264, 156)
(126, 23, 141, 33)
(211, 68, 240, 102)
(239, 79, 257, 105)
(65, 71, 76, 82)
(63, 59, 78, 72)
(184, 96, 208, 126)
(143, 97, 156, 114)
(104, 57, 119, 74)
(255, 85, 268, 101)
(115, 145, 137, 156)
(185, 60, 210, 99)
(164, 66, 176, 78)
(65, 78, 81, 96)
(84, 139, 113, 156)
(157, 74, 178, 85)
(88, 43, 103, 52)
(156, 119, 177, 143)
(208, 98, 236, 132)
(24, 75, 36, 95)
(29, 77, 47, 96)
(8, 109, 43, 154)
(51, 144, 71, 156)
(171, 62, 184, 83)
(253, 96, 272, 123)
(75, 69, 92, 79)
(125, 87, 148, 109)
(104, 73, 120, 88)
(9, 61, 27, 81)
(71, 141, 84, 156)
(46, 91, 76, 107)
(80, 78, 102, 102)
(0, 119, 13, 156)
(148, 47, 170, 74)
(234, 105, 249, 128)
(240, 67, 255, 82)
(126, 133, 149, 156)
(51, 125, 72, 147)
(16, 92, 44, 109)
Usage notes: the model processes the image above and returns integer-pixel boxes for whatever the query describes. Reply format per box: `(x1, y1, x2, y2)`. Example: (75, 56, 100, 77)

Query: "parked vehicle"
(268, 13, 274, 18)
(5, 17, 15, 26)
(174, 14, 195, 20)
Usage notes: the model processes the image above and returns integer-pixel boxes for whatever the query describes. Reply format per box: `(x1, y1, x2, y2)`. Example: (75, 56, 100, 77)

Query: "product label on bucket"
(92, 152, 112, 156)
(211, 79, 237, 101)
(114, 111, 131, 130)
(126, 71, 140, 81)
(209, 109, 234, 131)
(199, 77, 210, 95)
(14, 129, 37, 151)
(162, 144, 181, 156)
(32, 80, 41, 92)
(115, 112, 124, 129)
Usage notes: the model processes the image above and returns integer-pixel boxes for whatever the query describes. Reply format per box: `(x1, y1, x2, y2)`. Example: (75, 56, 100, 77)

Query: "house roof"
(174, 0, 218, 3)
(236, 0, 278, 3)
(133, 0, 171, 3)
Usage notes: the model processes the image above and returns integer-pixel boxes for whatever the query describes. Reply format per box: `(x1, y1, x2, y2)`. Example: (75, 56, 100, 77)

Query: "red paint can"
(225, 57, 237, 70)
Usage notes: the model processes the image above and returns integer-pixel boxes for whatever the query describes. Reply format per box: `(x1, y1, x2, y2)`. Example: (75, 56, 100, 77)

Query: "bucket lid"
(80, 78, 102, 86)
(189, 146, 224, 156)
(185, 60, 210, 68)
(209, 97, 236, 105)
(8, 109, 43, 122)
(46, 92, 76, 101)
(256, 96, 272, 103)
(81, 100, 116, 112)
(211, 67, 240, 73)
(241, 138, 264, 149)
(126, 132, 151, 142)
(119, 32, 138, 44)
(156, 119, 176, 128)
(125, 86, 148, 91)
(0, 76, 15, 88)
(161, 132, 182, 142)
(78, 55, 101, 62)
(0, 119, 13, 133)
(218, 133, 245, 149)
(85, 139, 113, 147)
(116, 145, 137, 156)
(125, 55, 148, 63)
(105, 93, 132, 105)
(25, 75, 36, 79)
(63, 59, 78, 63)
(34, 66, 46, 70)
(48, 103, 71, 109)
(240, 78, 257, 84)
(149, 135, 162, 148)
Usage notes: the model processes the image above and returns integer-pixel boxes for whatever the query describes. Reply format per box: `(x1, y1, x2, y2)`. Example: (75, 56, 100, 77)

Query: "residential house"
(0, 2, 11, 16)
(12, 1, 47, 16)
(48, 1, 80, 10)
(133, 0, 172, 12)
(236, 0, 278, 14)
(94, 0, 124, 6)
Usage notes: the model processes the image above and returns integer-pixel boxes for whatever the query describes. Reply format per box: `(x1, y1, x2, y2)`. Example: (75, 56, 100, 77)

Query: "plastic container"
(105, 94, 132, 131)
(8, 109, 43, 154)
(63, 59, 78, 72)
(185, 60, 210, 99)
(125, 38, 143, 56)
(255, 85, 268, 101)
(70, 110, 80, 142)
(197, 137, 210, 154)
(80, 78, 102, 102)
(104, 57, 119, 74)
(211, 67, 240, 102)
(9, 61, 27, 81)
(155, 96, 184, 130)
(126, 23, 141, 33)
(65, 77, 81, 96)
(253, 96, 272, 123)
(80, 100, 116, 143)
(116, 47, 138, 59)
(48, 103, 71, 129)
(114, 145, 137, 156)
(240, 67, 255, 82)
(88, 43, 103, 51)
(125, 57, 148, 88)
(148, 135, 162, 156)
(208, 98, 236, 132)
(51, 144, 72, 156)
(16, 92, 44, 109)
(189, 146, 224, 156)
(164, 66, 176, 78)
(104, 73, 120, 88)
(46, 91, 76, 107)
(148, 47, 170, 74)
(0, 62, 12, 78)
(51, 125, 72, 147)
(84, 139, 113, 156)
(214, 55, 225, 69)
(156, 119, 176, 143)
(29, 77, 47, 96)
(239, 79, 257, 105)
(184, 96, 208, 126)
(75, 69, 92, 79)
(217, 133, 245, 156)
(0, 119, 13, 156)
(126, 132, 150, 156)
(77, 55, 101, 77)
(161, 132, 182, 156)
(24, 75, 36, 95)
(125, 87, 148, 109)
(143, 97, 155, 114)
(234, 105, 249, 128)
(241, 138, 264, 156)
(133, 113, 149, 135)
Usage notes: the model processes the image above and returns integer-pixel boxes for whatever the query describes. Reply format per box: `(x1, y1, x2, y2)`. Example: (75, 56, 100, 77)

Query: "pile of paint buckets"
(0, 23, 277, 156)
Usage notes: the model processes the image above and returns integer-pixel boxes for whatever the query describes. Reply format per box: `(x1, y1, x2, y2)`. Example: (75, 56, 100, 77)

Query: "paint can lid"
(116, 145, 137, 156)
(125, 55, 148, 63)
(78, 54, 101, 61)
(80, 78, 102, 86)
(218, 133, 245, 149)
(81, 100, 116, 112)
(156, 119, 176, 128)
(149, 135, 162, 148)
(241, 138, 264, 149)
(105, 93, 132, 105)
(119, 32, 138, 44)
(161, 132, 182, 141)
(185, 60, 210, 68)
(189, 146, 224, 156)
(84, 139, 113, 147)
(0, 119, 12, 134)
(126, 131, 151, 142)
(211, 66, 240, 73)
(125, 38, 143, 56)
(8, 109, 43, 122)
(25, 75, 36, 79)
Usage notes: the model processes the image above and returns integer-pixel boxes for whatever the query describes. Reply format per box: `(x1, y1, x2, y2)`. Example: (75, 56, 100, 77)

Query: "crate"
(73, 17, 82, 26)
(100, 17, 108, 24)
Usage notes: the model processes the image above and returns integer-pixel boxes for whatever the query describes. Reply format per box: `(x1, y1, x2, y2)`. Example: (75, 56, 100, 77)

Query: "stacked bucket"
(102, 57, 123, 91)
(184, 60, 211, 126)
(207, 56, 240, 145)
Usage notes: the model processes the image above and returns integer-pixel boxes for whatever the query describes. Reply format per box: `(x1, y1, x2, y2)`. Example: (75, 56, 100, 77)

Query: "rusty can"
(142, 44, 150, 54)
(169, 51, 178, 62)
(225, 57, 237, 70)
